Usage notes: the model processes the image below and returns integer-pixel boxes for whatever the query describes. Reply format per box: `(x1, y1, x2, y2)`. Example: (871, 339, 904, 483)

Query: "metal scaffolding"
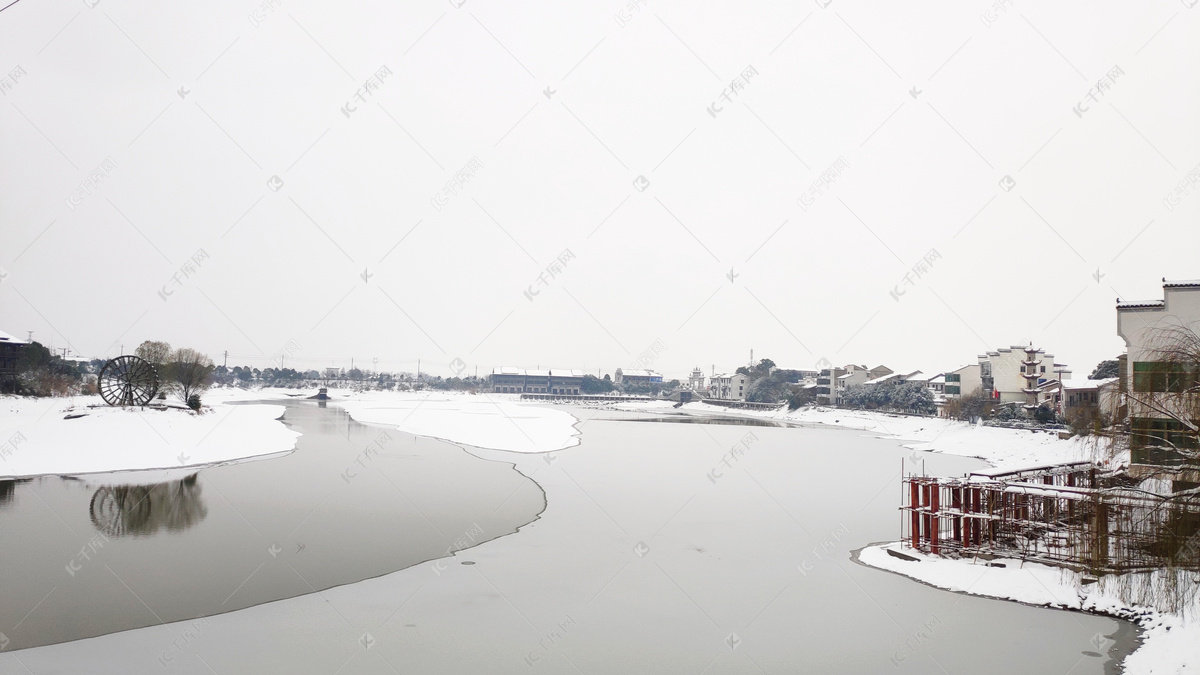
(900, 461, 1200, 575)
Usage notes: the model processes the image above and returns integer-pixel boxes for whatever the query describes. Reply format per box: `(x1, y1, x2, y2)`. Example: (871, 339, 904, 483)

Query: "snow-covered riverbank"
(328, 390, 581, 454)
(858, 543, 1197, 673)
(0, 390, 299, 478)
(607, 400, 1107, 471)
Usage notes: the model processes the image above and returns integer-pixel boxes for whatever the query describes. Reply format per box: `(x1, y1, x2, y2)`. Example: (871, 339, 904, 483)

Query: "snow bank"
(859, 542, 1199, 674)
(0, 393, 299, 478)
(607, 400, 1104, 472)
(334, 390, 579, 454)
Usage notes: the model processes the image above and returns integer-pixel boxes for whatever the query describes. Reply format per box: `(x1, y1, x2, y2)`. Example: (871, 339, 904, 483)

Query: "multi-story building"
(1116, 279, 1200, 465)
(710, 373, 749, 400)
(815, 367, 843, 405)
(943, 363, 983, 400)
(0, 329, 28, 391)
(815, 364, 892, 405)
(490, 368, 585, 394)
(978, 347, 1070, 404)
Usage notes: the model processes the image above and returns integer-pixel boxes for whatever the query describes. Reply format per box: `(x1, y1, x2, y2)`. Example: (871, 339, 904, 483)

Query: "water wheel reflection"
(89, 474, 208, 537)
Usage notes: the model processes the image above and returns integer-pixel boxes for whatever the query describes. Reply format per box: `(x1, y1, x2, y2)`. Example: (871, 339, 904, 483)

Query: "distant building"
(836, 365, 892, 404)
(943, 363, 983, 400)
(978, 346, 1070, 405)
(710, 373, 749, 400)
(814, 364, 890, 406)
(1061, 378, 1119, 419)
(490, 368, 584, 394)
(688, 366, 706, 392)
(615, 369, 662, 385)
(815, 367, 843, 405)
(927, 374, 946, 399)
(0, 329, 29, 391)
(1117, 279, 1200, 465)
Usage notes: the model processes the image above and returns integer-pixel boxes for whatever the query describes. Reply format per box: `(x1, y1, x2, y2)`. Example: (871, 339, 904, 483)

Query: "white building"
(1116, 279, 1200, 464)
(710, 373, 749, 400)
(943, 363, 983, 400)
(688, 366, 706, 392)
(979, 346, 1070, 405)
(1061, 377, 1120, 420)
(827, 364, 892, 405)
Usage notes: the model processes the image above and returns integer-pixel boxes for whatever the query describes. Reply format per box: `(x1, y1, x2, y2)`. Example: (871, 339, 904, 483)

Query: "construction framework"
(901, 461, 1200, 574)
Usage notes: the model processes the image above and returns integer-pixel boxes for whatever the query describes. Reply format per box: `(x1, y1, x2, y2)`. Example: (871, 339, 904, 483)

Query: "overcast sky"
(1, 0, 1197, 379)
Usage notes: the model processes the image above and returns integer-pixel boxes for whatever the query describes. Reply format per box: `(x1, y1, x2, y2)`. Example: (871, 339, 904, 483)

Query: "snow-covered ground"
(607, 400, 1109, 471)
(0, 389, 299, 478)
(331, 390, 580, 453)
(859, 543, 1198, 674)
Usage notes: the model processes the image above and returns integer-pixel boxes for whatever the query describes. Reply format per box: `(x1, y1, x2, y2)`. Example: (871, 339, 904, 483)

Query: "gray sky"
(2, 0, 1197, 379)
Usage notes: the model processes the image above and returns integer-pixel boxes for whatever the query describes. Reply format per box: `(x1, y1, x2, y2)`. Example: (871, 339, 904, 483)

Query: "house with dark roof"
(0, 329, 29, 391)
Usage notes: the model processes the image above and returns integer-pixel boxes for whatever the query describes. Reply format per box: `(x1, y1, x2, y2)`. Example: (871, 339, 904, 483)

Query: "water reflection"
(0, 479, 31, 507)
(88, 475, 208, 537)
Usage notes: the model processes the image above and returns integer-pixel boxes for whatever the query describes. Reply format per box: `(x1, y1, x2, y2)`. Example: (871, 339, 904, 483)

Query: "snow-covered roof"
(1116, 299, 1165, 309)
(928, 374, 946, 384)
(1062, 377, 1117, 391)
(0, 329, 28, 344)
(863, 372, 900, 385)
(493, 367, 583, 377)
(622, 369, 660, 377)
(903, 370, 930, 383)
(1163, 279, 1200, 288)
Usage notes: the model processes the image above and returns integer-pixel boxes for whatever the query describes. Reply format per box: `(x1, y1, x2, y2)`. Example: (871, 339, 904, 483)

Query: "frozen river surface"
(0, 403, 1134, 673)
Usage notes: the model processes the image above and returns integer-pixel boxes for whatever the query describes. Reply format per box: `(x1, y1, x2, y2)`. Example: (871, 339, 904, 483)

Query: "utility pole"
(26, 331, 33, 343)
(223, 350, 228, 368)
(417, 359, 420, 380)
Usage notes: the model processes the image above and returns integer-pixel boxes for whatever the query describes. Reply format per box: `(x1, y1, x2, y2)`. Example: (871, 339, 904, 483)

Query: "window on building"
(1131, 417, 1198, 450)
(1133, 362, 1200, 393)
(946, 374, 960, 383)
(1040, 366, 1046, 373)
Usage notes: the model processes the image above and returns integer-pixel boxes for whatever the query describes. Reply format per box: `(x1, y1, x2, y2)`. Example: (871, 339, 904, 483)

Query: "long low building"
(490, 367, 584, 394)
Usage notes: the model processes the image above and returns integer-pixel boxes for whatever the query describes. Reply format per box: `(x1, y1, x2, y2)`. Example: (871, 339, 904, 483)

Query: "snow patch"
(333, 390, 580, 454)
(0, 392, 299, 478)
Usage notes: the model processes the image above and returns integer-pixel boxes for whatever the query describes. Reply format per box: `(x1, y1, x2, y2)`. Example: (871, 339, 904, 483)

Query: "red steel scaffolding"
(901, 461, 1200, 574)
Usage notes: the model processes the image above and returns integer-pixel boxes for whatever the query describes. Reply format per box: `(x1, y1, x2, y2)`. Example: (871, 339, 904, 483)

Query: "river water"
(0, 401, 1136, 673)
(0, 401, 544, 651)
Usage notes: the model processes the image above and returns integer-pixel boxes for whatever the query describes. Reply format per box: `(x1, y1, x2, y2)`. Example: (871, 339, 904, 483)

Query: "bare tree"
(1122, 322, 1200, 461)
(167, 348, 215, 405)
(134, 340, 172, 366)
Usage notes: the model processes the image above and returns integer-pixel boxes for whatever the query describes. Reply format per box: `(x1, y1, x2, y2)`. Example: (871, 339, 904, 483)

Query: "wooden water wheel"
(98, 355, 159, 406)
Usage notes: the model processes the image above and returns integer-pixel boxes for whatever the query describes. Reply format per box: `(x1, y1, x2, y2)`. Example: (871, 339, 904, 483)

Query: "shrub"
(187, 394, 202, 411)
